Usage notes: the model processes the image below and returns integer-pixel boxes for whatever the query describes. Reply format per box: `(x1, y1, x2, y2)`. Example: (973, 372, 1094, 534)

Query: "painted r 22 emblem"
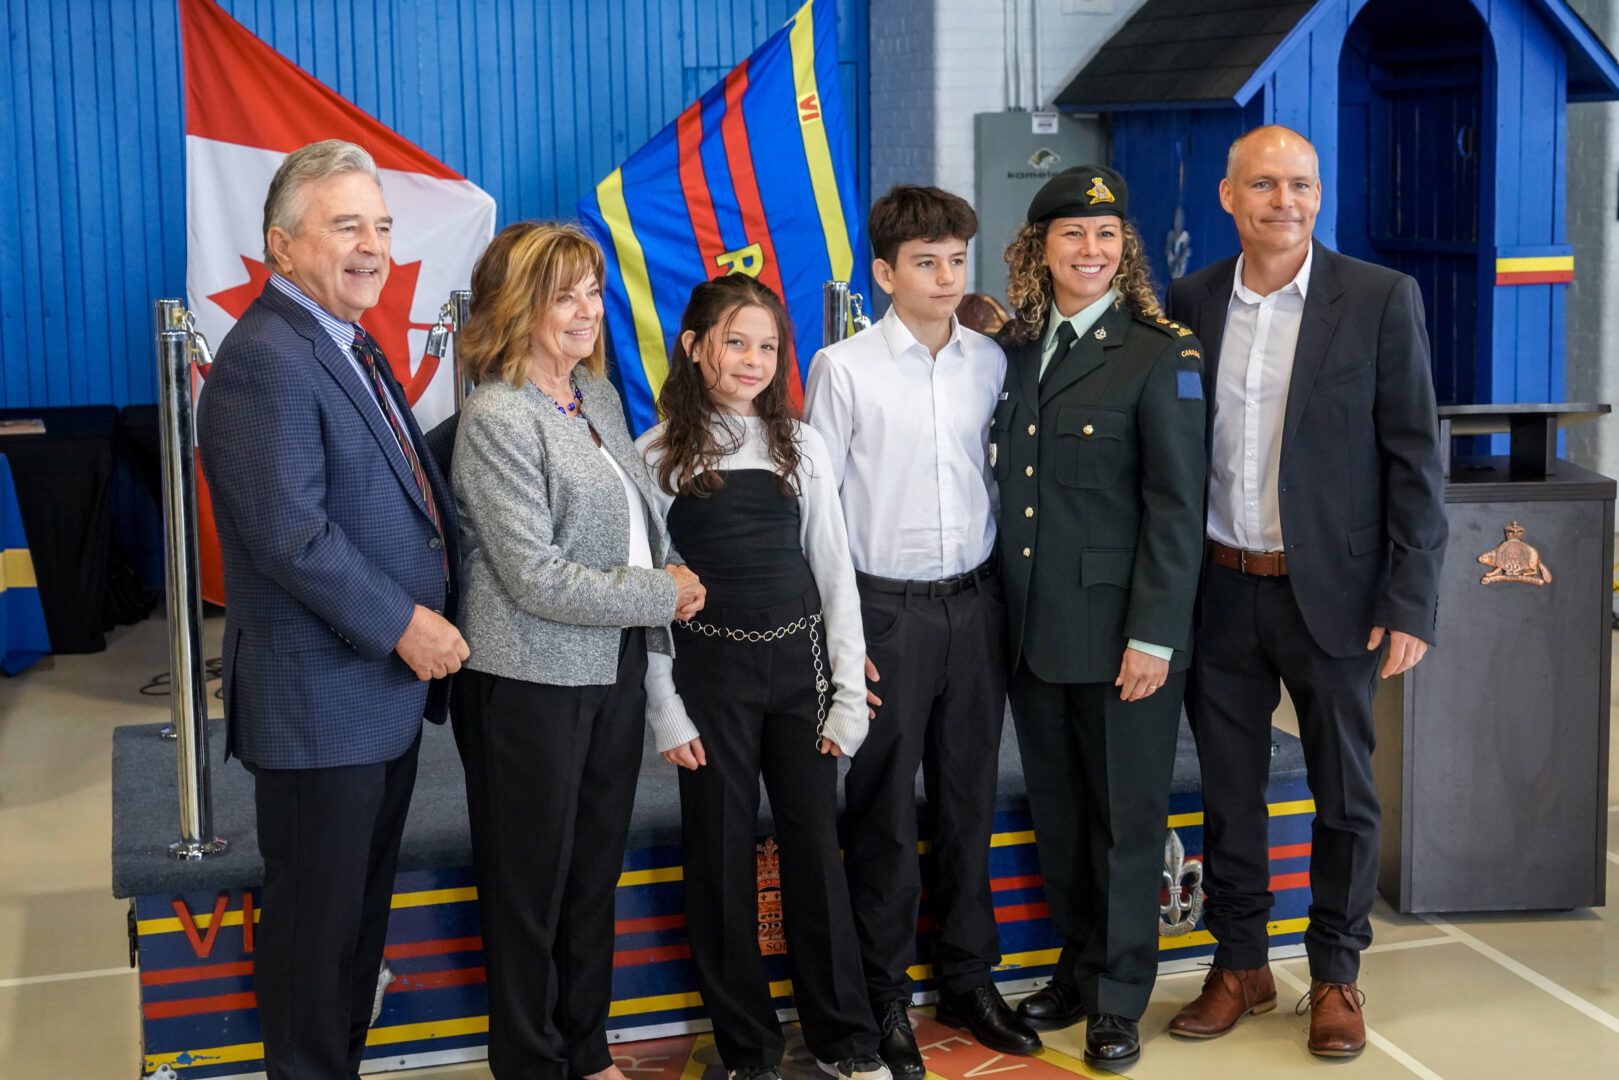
(1160, 828, 1204, 936)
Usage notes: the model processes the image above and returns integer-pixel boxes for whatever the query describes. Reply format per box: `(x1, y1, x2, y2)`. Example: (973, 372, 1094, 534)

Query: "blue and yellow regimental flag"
(0, 456, 48, 675)
(577, 0, 868, 434)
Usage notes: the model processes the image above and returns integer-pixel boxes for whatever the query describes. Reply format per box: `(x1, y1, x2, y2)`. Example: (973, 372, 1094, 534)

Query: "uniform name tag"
(1177, 371, 1203, 400)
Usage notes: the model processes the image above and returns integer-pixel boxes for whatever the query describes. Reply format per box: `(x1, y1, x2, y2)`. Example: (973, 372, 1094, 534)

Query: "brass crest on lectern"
(1477, 521, 1552, 585)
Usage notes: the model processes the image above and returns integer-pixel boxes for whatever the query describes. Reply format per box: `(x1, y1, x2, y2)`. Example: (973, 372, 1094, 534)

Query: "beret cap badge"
(1087, 177, 1116, 205)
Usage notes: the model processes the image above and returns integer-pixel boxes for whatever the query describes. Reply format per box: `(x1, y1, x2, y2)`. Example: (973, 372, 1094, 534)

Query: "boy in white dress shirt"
(804, 186, 1040, 1076)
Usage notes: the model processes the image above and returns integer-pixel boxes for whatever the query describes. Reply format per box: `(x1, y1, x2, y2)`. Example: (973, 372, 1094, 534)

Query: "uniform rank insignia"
(1087, 176, 1116, 204)
(1175, 325, 1192, 337)
(1176, 371, 1202, 400)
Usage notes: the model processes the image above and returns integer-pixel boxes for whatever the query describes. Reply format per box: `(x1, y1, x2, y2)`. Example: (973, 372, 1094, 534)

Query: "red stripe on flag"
(719, 62, 802, 410)
(386, 967, 488, 991)
(677, 103, 728, 277)
(1495, 270, 1574, 285)
(614, 944, 693, 967)
(995, 902, 1049, 923)
(1269, 871, 1311, 891)
(617, 914, 687, 935)
(1270, 843, 1311, 860)
(144, 991, 257, 1021)
(140, 960, 255, 987)
(991, 874, 1044, 892)
(384, 936, 483, 960)
(178, 0, 462, 177)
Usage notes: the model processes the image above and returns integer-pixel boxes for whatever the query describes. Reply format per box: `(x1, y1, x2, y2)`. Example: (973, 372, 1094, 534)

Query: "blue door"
(1337, 0, 1489, 409)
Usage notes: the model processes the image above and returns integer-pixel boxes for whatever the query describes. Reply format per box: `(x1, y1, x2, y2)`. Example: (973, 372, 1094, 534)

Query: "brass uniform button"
(1022, 547, 1031, 557)
(1025, 465, 1034, 476)
(1027, 423, 1037, 435)
(1082, 423, 1094, 435)
(990, 418, 996, 427)
(1024, 507, 1034, 517)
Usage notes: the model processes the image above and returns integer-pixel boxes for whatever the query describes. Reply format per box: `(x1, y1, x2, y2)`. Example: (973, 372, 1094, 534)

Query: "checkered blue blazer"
(197, 284, 462, 769)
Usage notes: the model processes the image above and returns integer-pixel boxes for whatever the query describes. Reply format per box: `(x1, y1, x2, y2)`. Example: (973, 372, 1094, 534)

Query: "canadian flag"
(180, 0, 495, 605)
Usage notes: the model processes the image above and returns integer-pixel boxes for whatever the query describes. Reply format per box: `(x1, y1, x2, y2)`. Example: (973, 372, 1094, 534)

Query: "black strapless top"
(665, 469, 814, 610)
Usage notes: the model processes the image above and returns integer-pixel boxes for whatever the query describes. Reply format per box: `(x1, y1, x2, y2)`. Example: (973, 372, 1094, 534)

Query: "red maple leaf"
(207, 255, 438, 406)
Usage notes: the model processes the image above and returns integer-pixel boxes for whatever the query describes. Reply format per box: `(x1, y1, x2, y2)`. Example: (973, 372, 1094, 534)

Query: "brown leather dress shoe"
(1167, 964, 1277, 1038)
(1298, 980, 1366, 1058)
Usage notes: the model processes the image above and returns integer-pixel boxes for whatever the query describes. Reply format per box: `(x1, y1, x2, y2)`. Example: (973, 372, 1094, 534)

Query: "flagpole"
(155, 301, 227, 861)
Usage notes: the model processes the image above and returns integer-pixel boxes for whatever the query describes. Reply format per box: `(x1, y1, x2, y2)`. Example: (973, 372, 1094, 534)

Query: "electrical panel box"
(974, 111, 1108, 304)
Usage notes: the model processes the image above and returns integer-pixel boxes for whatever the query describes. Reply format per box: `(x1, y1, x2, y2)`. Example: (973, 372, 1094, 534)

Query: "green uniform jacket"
(993, 300, 1208, 685)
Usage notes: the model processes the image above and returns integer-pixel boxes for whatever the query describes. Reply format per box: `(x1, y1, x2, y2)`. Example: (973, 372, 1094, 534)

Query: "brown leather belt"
(1207, 541, 1288, 577)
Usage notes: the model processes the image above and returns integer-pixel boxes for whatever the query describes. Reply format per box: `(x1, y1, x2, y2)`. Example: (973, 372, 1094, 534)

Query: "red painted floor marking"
(610, 1032, 698, 1080)
(910, 1012, 1083, 1080)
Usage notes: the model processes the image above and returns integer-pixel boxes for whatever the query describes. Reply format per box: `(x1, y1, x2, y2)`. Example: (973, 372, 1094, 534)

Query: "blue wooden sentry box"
(1055, 0, 1619, 427)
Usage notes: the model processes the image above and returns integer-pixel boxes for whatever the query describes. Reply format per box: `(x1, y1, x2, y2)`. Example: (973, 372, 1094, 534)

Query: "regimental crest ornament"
(1477, 521, 1552, 586)
(1087, 176, 1116, 205)
(1160, 829, 1204, 936)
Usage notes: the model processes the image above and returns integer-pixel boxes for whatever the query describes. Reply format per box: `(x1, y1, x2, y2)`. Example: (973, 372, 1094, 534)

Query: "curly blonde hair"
(1002, 218, 1161, 346)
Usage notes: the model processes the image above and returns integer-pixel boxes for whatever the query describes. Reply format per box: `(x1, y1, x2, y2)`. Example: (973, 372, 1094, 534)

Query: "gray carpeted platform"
(111, 709, 1306, 899)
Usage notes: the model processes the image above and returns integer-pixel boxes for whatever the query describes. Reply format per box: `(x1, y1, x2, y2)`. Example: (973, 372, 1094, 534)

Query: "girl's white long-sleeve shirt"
(635, 414, 869, 756)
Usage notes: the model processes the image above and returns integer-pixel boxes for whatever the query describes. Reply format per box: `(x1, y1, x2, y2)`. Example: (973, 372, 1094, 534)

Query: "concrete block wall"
(1565, 0, 1619, 487)
(869, 0, 938, 205)
(868, 0, 1146, 290)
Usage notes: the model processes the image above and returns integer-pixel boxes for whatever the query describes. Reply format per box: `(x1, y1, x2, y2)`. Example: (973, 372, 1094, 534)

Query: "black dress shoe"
(934, 983, 1042, 1055)
(1015, 980, 1086, 1030)
(1084, 1014, 1140, 1068)
(875, 999, 925, 1080)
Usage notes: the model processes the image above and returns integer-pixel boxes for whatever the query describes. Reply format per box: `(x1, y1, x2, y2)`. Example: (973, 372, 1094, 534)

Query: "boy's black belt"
(855, 559, 997, 599)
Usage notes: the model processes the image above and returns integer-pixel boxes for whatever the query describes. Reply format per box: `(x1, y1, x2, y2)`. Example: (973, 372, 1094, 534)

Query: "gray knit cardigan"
(452, 373, 679, 686)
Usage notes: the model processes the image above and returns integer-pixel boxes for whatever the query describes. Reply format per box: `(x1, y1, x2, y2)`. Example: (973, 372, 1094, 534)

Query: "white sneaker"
(817, 1056, 893, 1080)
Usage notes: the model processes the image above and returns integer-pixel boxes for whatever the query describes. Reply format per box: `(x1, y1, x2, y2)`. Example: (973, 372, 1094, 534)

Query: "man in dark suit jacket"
(198, 140, 468, 1080)
(1164, 126, 1447, 1059)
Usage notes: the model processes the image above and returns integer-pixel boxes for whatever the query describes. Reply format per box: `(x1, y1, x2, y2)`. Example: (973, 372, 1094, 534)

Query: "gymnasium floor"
(2, 614, 1615, 1078)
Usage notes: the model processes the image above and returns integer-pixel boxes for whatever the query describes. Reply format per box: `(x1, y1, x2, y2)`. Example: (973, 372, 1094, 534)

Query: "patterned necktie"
(1044, 319, 1079, 383)
(352, 329, 448, 581)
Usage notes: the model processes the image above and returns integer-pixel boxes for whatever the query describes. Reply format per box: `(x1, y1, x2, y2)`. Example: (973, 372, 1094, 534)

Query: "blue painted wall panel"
(0, 0, 869, 409)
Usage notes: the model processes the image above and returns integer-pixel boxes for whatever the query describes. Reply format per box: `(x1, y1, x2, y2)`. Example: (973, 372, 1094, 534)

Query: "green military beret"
(1027, 164, 1128, 224)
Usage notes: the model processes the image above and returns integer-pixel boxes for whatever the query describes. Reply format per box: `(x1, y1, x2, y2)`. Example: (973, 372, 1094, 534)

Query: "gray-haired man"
(198, 139, 467, 1079)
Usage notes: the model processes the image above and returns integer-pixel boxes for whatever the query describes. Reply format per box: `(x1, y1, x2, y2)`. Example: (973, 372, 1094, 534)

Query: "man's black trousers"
(841, 573, 1007, 1005)
(249, 730, 421, 1080)
(1189, 563, 1381, 984)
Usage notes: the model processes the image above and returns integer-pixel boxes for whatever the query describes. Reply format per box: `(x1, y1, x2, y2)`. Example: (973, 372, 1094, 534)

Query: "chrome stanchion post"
(451, 289, 472, 411)
(157, 323, 227, 860)
(822, 280, 851, 347)
(154, 300, 185, 740)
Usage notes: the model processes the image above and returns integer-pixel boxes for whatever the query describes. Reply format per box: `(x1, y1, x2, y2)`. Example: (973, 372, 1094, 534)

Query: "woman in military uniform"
(991, 165, 1207, 1069)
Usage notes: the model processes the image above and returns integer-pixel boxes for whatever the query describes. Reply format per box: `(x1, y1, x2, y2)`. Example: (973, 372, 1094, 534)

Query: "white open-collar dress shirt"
(1207, 245, 1314, 553)
(803, 307, 1005, 582)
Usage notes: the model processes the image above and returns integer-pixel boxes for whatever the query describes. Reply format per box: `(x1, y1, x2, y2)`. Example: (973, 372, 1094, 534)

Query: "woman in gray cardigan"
(449, 221, 704, 1080)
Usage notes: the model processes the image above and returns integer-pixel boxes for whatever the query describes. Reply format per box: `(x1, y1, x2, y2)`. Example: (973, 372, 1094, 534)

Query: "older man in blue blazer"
(198, 139, 468, 1080)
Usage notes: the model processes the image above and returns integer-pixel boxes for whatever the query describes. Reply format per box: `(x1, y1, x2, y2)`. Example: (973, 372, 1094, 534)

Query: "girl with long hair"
(636, 274, 888, 1080)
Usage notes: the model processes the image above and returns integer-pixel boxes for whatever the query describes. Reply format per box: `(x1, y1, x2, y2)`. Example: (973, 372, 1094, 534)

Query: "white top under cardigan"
(635, 415, 869, 757)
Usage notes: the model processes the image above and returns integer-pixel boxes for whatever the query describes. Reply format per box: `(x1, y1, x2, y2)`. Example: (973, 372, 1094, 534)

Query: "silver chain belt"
(675, 612, 831, 749)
